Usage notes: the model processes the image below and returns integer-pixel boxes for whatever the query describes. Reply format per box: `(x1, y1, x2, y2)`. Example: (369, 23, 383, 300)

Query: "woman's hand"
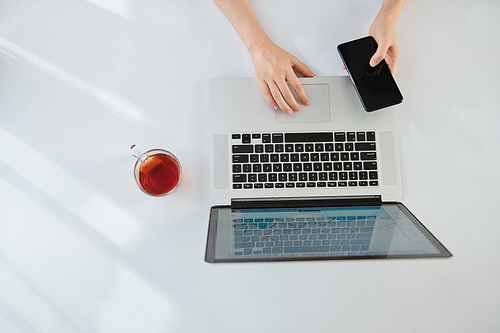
(249, 40, 315, 115)
(368, 0, 406, 74)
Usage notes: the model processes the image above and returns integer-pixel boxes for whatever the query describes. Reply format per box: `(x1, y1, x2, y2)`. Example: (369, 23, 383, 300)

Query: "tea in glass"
(134, 149, 181, 196)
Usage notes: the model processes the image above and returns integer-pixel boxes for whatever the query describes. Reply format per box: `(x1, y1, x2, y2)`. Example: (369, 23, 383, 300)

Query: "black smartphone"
(337, 36, 403, 112)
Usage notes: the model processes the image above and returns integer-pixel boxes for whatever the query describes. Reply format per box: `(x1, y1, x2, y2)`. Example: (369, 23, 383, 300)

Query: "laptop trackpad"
(275, 84, 330, 123)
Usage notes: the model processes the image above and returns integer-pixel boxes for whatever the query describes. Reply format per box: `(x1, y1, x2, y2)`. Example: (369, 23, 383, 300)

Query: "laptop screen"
(205, 203, 451, 262)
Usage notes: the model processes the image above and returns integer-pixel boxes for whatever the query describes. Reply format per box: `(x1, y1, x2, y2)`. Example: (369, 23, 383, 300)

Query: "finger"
(386, 51, 400, 74)
(286, 74, 310, 107)
(370, 44, 389, 67)
(276, 79, 301, 112)
(268, 81, 293, 115)
(257, 80, 279, 110)
(292, 58, 315, 77)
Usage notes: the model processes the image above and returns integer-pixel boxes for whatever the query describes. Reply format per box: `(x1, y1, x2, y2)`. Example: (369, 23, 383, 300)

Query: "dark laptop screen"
(205, 203, 451, 262)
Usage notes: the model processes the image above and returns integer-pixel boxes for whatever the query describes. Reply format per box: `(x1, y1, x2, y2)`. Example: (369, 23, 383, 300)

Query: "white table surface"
(1, 1, 499, 332)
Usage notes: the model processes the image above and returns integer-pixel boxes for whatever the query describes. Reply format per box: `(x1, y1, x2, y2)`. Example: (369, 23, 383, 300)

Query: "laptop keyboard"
(233, 215, 375, 256)
(231, 131, 379, 189)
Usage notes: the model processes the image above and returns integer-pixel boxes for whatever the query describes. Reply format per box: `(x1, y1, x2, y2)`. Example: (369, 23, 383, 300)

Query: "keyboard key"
(284, 245, 330, 253)
(272, 133, 284, 143)
(355, 142, 376, 151)
(334, 132, 346, 142)
(232, 145, 253, 153)
(308, 173, 318, 181)
(361, 152, 377, 160)
(262, 134, 271, 143)
(329, 172, 338, 180)
(356, 132, 366, 141)
(233, 174, 246, 182)
(295, 144, 304, 152)
(347, 132, 356, 141)
(232, 134, 241, 139)
(366, 132, 376, 141)
(363, 162, 378, 170)
(285, 132, 333, 142)
(233, 154, 249, 163)
(242, 134, 251, 143)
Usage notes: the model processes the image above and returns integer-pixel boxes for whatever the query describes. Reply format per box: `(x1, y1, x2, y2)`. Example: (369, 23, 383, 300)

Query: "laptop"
(206, 76, 451, 262)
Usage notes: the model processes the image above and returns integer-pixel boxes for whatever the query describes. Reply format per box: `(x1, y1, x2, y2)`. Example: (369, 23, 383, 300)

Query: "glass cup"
(131, 145, 182, 196)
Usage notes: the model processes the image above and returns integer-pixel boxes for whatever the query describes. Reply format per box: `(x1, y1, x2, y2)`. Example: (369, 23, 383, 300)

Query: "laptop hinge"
(230, 195, 382, 209)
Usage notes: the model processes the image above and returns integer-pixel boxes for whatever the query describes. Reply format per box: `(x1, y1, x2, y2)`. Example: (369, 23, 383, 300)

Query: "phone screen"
(337, 36, 403, 112)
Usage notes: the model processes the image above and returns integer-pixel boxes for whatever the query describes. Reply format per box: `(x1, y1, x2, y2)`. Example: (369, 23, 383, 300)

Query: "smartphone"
(337, 36, 403, 112)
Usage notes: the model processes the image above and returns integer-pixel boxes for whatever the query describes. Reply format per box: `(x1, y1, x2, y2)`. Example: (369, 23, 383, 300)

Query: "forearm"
(213, 0, 272, 56)
(375, 0, 406, 26)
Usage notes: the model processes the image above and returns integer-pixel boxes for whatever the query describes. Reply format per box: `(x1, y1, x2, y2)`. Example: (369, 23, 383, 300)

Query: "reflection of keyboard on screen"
(232, 216, 375, 256)
(231, 131, 379, 190)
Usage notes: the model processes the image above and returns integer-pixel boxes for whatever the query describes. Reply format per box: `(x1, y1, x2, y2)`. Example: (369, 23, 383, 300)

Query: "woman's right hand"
(249, 40, 315, 115)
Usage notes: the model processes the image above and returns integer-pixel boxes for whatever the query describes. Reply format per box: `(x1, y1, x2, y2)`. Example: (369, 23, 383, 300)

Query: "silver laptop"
(209, 76, 401, 205)
(205, 76, 451, 262)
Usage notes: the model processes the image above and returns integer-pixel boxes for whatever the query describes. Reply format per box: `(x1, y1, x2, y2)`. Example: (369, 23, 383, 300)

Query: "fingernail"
(286, 110, 292, 115)
(273, 105, 279, 110)
(304, 100, 310, 106)
(370, 59, 377, 67)
(296, 107, 301, 112)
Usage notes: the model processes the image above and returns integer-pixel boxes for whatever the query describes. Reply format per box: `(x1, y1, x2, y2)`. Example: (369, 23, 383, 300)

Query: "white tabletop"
(1, 1, 499, 332)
